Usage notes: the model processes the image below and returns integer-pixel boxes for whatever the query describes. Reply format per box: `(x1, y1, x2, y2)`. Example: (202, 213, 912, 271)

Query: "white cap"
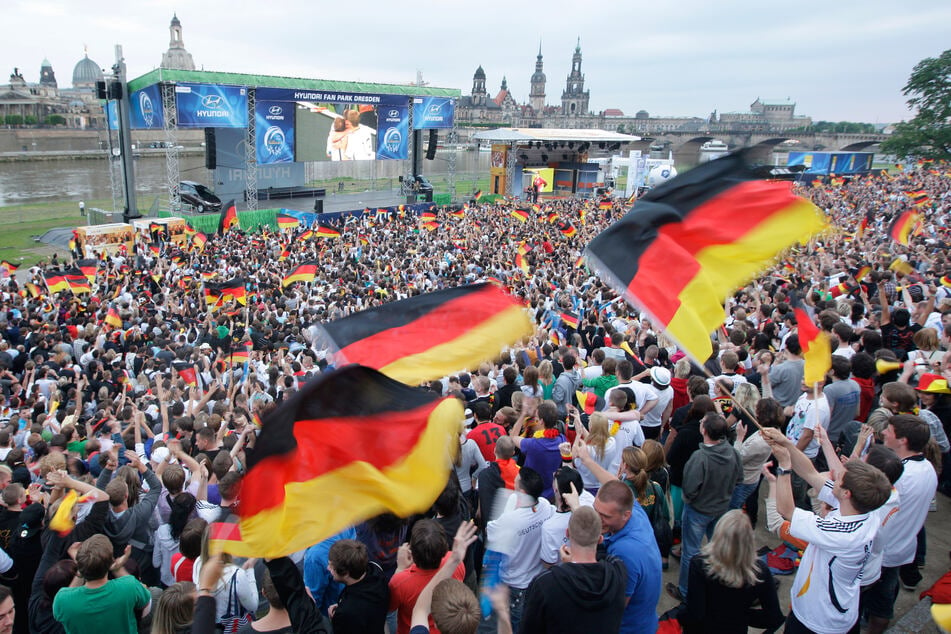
(650, 366, 671, 387)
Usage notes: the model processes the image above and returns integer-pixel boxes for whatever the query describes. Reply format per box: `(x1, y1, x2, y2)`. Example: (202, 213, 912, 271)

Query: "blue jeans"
(678, 503, 723, 598)
(729, 481, 758, 510)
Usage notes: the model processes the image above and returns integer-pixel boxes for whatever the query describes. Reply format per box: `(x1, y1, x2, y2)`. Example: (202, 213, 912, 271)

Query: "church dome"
(474, 65, 486, 80)
(72, 54, 103, 88)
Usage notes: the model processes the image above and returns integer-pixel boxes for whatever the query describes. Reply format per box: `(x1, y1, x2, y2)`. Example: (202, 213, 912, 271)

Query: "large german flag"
(227, 341, 252, 366)
(888, 209, 920, 245)
(511, 208, 529, 223)
(276, 213, 299, 231)
(217, 200, 239, 234)
(314, 224, 341, 239)
(282, 260, 318, 288)
(204, 282, 223, 307)
(76, 259, 98, 283)
(0, 261, 18, 274)
(585, 152, 826, 363)
(44, 271, 70, 294)
(65, 269, 91, 295)
(791, 295, 830, 386)
(192, 232, 208, 252)
(316, 284, 533, 385)
(559, 222, 577, 238)
(221, 277, 247, 306)
(222, 365, 461, 558)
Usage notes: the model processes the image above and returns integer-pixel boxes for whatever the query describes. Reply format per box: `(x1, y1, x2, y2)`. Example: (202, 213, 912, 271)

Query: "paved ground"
(654, 486, 950, 632)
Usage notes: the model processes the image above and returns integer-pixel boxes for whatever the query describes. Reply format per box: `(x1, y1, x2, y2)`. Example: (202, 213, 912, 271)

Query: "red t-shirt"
(467, 422, 506, 462)
(388, 553, 466, 634)
(171, 554, 195, 583)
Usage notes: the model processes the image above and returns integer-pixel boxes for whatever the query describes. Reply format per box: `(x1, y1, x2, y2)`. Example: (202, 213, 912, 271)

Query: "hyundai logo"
(269, 105, 283, 116)
(388, 109, 399, 118)
(201, 95, 224, 109)
(428, 103, 442, 114)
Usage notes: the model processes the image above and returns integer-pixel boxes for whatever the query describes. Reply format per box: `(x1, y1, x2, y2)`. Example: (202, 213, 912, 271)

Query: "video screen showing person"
(295, 104, 378, 162)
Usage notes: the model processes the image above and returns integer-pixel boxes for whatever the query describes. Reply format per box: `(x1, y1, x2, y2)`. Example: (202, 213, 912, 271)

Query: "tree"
(45, 114, 66, 126)
(4, 115, 23, 126)
(881, 49, 951, 161)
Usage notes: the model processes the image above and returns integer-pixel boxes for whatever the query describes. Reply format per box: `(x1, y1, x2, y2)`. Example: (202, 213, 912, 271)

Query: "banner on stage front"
(413, 97, 455, 129)
(255, 101, 295, 164)
(175, 83, 248, 128)
(130, 84, 164, 130)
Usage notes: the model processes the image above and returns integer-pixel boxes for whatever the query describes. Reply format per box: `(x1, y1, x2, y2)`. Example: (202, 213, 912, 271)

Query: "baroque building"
(160, 14, 196, 71)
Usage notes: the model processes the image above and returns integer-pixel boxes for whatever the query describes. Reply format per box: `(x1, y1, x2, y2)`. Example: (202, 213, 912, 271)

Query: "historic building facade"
(456, 43, 811, 137)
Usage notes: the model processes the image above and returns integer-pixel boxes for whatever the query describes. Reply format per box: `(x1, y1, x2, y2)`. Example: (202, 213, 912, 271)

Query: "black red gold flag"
(791, 294, 830, 385)
(219, 365, 461, 558)
(473, 190, 482, 201)
(420, 210, 437, 222)
(282, 261, 318, 288)
(192, 232, 208, 252)
(105, 307, 122, 329)
(314, 224, 341, 239)
(65, 269, 91, 295)
(221, 278, 247, 305)
(173, 361, 198, 387)
(276, 213, 299, 231)
(217, 200, 239, 234)
(888, 209, 920, 246)
(515, 253, 530, 276)
(316, 284, 533, 385)
(559, 222, 577, 238)
(598, 199, 613, 210)
(585, 151, 826, 363)
(561, 312, 580, 329)
(227, 342, 252, 366)
(0, 261, 18, 274)
(511, 209, 529, 223)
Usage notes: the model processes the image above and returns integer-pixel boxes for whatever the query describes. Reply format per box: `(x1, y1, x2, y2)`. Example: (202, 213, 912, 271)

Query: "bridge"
(628, 131, 887, 168)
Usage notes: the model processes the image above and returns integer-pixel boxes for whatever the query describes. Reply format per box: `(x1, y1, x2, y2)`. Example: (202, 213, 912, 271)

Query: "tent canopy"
(471, 128, 640, 143)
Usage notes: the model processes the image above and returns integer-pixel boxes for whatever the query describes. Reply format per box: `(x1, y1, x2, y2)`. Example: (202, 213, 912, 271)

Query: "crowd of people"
(0, 162, 947, 634)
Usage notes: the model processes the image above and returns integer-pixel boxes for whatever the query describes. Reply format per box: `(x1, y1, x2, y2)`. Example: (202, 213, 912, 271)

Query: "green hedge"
(158, 208, 281, 233)
(433, 194, 452, 206)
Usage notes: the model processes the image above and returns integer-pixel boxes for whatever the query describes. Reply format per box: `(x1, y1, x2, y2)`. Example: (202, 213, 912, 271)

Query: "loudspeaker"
(204, 128, 216, 170)
(425, 129, 437, 160)
(313, 199, 324, 214)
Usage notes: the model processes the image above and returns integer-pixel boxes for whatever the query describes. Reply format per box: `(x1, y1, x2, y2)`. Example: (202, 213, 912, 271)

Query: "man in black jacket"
(327, 539, 389, 634)
(520, 506, 627, 633)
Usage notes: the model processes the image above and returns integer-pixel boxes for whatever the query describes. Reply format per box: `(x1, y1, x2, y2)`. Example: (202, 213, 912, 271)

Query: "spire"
(576, 37, 581, 53)
(538, 41, 543, 59)
(501, 76, 508, 91)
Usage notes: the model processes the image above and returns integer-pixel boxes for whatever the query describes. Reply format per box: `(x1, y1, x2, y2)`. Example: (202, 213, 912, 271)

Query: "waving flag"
(105, 307, 122, 329)
(217, 365, 461, 558)
(511, 208, 530, 223)
(217, 200, 239, 234)
(192, 232, 208, 252)
(282, 261, 318, 288)
(585, 151, 826, 363)
(316, 284, 533, 386)
(314, 224, 341, 239)
(888, 209, 920, 246)
(0, 261, 18, 274)
(791, 294, 831, 386)
(276, 213, 299, 231)
(65, 269, 91, 295)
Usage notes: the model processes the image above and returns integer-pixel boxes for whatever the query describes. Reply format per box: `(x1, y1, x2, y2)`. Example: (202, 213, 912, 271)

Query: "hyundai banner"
(254, 101, 295, 164)
(376, 104, 408, 160)
(412, 97, 455, 129)
(130, 84, 164, 130)
(175, 83, 248, 128)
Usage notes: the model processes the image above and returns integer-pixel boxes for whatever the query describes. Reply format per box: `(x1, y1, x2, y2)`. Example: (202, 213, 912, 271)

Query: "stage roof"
(128, 68, 460, 98)
(471, 128, 640, 143)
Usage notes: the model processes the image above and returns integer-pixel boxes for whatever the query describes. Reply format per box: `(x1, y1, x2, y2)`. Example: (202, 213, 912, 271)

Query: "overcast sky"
(5, 0, 949, 123)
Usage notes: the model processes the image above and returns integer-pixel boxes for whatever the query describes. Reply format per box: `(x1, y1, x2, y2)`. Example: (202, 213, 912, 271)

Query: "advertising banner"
(75, 223, 135, 258)
(130, 84, 164, 130)
(254, 101, 295, 164)
(787, 152, 831, 174)
(829, 152, 873, 174)
(376, 104, 408, 160)
(105, 100, 118, 131)
(413, 97, 455, 129)
(175, 83, 248, 128)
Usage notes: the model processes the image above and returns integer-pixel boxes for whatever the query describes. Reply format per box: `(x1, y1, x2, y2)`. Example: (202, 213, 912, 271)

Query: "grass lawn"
(0, 199, 112, 266)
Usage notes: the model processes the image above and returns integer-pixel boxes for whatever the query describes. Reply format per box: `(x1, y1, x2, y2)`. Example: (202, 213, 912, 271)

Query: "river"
(0, 151, 492, 207)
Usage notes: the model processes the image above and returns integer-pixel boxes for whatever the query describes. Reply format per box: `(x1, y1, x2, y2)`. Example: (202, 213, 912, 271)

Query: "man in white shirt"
(343, 110, 374, 161)
(603, 361, 657, 419)
(540, 466, 595, 567)
(486, 467, 553, 633)
(765, 428, 891, 634)
(860, 414, 939, 633)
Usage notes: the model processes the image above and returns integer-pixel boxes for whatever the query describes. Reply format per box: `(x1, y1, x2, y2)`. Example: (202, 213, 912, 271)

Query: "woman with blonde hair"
(151, 581, 196, 634)
(572, 411, 620, 494)
(538, 360, 555, 400)
(678, 509, 784, 633)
